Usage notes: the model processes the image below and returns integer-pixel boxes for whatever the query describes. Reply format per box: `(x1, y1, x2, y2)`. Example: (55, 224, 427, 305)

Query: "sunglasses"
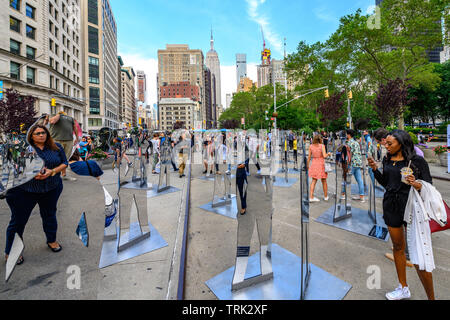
(33, 131, 47, 136)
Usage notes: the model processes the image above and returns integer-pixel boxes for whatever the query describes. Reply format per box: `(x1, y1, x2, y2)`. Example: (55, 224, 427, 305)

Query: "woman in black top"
(368, 130, 434, 300)
(5, 125, 68, 265)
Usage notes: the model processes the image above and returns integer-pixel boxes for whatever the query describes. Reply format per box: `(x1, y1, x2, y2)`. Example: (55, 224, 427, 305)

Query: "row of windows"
(10, 16, 36, 40)
(10, 61, 35, 84)
(10, 39, 36, 60)
(10, 0, 36, 19)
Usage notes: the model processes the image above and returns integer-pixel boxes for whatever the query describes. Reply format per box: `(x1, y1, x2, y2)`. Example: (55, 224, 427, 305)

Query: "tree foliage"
(0, 89, 37, 136)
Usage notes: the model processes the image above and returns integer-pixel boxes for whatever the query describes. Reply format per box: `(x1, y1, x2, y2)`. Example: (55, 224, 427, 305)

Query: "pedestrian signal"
(324, 89, 329, 98)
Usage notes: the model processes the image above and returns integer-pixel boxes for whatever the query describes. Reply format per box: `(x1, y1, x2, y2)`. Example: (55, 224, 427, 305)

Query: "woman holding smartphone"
(367, 130, 434, 300)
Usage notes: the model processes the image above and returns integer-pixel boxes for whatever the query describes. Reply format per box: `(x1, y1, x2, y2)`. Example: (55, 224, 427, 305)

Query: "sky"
(110, 0, 376, 107)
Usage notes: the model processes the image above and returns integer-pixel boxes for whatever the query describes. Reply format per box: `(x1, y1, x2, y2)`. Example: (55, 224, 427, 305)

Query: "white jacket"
(404, 180, 447, 272)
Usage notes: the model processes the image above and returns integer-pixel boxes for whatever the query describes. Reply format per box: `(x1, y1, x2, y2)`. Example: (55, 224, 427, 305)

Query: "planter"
(96, 157, 114, 170)
(438, 152, 448, 167)
(420, 147, 438, 163)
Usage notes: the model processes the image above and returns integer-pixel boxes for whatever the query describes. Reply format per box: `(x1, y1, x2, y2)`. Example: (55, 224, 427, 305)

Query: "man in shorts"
(49, 111, 80, 181)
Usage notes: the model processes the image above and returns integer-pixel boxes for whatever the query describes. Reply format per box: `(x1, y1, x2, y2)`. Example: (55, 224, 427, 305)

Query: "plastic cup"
(401, 167, 413, 184)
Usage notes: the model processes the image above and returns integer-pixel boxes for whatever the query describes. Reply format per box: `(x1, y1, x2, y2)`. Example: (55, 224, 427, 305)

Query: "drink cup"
(401, 167, 413, 184)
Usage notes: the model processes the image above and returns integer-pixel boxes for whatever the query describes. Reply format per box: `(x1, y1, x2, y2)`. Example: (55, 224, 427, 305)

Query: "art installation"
(5, 233, 24, 282)
(315, 131, 389, 242)
(124, 130, 152, 190)
(76, 212, 89, 247)
(231, 132, 274, 291)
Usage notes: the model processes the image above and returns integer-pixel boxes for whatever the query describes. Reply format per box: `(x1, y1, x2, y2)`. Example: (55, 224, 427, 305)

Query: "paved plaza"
(0, 148, 449, 300)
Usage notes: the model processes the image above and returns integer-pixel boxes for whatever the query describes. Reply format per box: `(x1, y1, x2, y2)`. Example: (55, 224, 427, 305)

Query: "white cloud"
(118, 52, 158, 106)
(245, 0, 283, 56)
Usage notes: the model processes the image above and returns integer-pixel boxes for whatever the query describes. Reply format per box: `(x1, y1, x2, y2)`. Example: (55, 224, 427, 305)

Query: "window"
(26, 46, 35, 59)
(25, 4, 35, 19)
(89, 87, 100, 114)
(88, 26, 98, 54)
(26, 67, 35, 84)
(49, 75, 54, 89)
(10, 61, 20, 79)
(10, 0, 20, 10)
(10, 16, 21, 33)
(88, 56, 100, 84)
(88, 0, 98, 25)
(10, 39, 21, 55)
(26, 24, 35, 39)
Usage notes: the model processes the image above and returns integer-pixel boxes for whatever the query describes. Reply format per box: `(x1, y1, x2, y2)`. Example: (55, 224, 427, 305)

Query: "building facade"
(157, 44, 204, 128)
(120, 66, 136, 128)
(205, 31, 222, 124)
(136, 70, 146, 103)
(236, 53, 247, 88)
(237, 77, 255, 93)
(0, 0, 85, 127)
(158, 98, 198, 131)
(82, 0, 119, 132)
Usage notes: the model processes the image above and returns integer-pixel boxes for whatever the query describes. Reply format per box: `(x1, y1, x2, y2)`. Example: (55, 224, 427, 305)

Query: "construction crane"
(260, 26, 271, 65)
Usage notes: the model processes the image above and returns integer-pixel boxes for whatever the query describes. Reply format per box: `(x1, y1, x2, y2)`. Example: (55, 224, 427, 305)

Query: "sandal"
(240, 209, 247, 215)
(47, 243, 62, 253)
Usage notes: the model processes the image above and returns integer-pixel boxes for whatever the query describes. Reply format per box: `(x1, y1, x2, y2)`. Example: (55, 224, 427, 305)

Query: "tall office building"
(82, 0, 119, 132)
(157, 44, 204, 129)
(205, 30, 222, 124)
(120, 66, 136, 127)
(136, 70, 146, 103)
(236, 53, 247, 88)
(0, 0, 85, 127)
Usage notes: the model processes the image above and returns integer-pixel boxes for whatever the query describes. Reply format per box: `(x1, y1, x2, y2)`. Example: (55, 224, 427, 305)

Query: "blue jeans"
(5, 184, 63, 255)
(352, 166, 365, 196)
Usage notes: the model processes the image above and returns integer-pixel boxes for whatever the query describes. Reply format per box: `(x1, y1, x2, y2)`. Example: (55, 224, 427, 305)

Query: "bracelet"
(51, 169, 57, 177)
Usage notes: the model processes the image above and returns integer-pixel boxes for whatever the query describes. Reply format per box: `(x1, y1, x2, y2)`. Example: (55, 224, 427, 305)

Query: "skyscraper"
(82, 0, 119, 131)
(136, 70, 146, 103)
(205, 30, 222, 122)
(157, 44, 204, 130)
(236, 54, 247, 88)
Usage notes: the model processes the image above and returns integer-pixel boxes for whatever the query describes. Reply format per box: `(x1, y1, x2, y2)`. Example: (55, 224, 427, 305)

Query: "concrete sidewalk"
(0, 161, 190, 300)
(185, 151, 450, 300)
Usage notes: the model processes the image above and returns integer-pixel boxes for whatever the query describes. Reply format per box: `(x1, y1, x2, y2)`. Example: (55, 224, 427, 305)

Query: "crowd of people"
(1, 118, 447, 301)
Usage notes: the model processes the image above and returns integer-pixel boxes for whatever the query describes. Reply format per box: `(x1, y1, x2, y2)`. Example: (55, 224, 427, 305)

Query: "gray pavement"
(0, 160, 189, 300)
(1, 149, 449, 300)
(185, 150, 450, 300)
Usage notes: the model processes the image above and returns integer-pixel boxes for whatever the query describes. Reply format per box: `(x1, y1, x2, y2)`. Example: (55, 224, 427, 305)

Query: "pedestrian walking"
(346, 129, 365, 202)
(49, 111, 80, 181)
(307, 135, 331, 202)
(368, 130, 435, 300)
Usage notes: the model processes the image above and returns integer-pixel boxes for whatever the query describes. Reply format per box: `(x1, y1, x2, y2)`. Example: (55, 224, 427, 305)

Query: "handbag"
(325, 162, 333, 173)
(430, 200, 450, 233)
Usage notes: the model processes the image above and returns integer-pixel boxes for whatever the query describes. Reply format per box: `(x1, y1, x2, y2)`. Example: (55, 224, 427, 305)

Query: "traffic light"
(324, 89, 329, 98)
(347, 90, 353, 100)
(51, 98, 56, 107)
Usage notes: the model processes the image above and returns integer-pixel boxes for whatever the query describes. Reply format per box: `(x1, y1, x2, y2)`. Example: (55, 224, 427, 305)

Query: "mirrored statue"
(232, 131, 274, 291)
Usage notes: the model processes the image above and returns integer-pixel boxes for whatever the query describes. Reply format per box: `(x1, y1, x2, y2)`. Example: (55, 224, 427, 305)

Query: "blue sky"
(110, 0, 376, 106)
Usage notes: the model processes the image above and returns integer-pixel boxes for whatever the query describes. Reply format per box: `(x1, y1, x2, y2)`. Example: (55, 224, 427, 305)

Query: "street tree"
(0, 89, 37, 136)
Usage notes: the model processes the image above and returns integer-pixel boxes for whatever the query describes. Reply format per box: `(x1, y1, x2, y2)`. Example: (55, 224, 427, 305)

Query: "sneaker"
(340, 194, 346, 200)
(386, 285, 411, 300)
(203, 170, 207, 174)
(128, 162, 133, 167)
(352, 196, 365, 202)
(226, 170, 231, 175)
(309, 197, 320, 202)
(324, 196, 329, 201)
